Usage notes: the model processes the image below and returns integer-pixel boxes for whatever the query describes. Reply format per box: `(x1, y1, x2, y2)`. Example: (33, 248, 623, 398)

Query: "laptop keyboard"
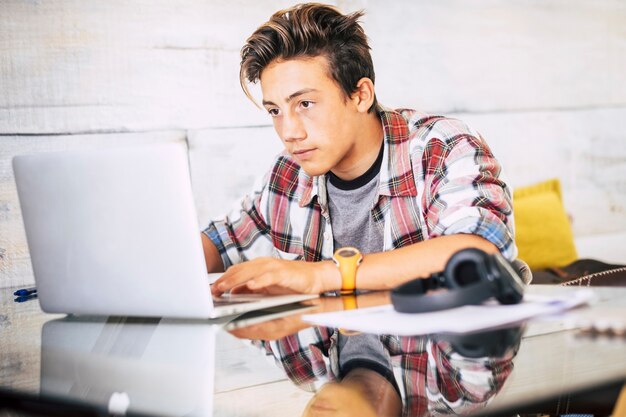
(212, 298, 249, 307)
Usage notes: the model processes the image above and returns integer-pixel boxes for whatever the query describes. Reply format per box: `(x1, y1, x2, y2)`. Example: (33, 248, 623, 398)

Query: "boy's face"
(260, 55, 364, 178)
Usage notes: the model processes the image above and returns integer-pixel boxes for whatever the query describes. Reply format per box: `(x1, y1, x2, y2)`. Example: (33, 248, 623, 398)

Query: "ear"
(351, 78, 376, 113)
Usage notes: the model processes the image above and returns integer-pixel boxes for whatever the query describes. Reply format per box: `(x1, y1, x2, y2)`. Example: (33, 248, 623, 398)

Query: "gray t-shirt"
(327, 173, 383, 254)
(326, 142, 385, 254)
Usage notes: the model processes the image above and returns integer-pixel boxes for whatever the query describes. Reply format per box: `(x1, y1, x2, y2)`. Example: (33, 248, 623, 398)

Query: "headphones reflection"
(435, 325, 525, 359)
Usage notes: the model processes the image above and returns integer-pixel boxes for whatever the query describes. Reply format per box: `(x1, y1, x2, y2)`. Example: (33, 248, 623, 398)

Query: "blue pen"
(13, 287, 37, 296)
(14, 293, 38, 303)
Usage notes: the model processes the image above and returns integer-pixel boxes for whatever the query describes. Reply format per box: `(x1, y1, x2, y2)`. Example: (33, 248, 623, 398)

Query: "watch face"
(337, 248, 358, 257)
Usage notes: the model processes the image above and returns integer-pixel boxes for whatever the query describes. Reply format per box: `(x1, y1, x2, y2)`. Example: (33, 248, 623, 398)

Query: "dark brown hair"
(240, 3, 377, 112)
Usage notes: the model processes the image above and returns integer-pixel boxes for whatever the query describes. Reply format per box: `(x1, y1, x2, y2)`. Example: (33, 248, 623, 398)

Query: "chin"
(299, 163, 328, 178)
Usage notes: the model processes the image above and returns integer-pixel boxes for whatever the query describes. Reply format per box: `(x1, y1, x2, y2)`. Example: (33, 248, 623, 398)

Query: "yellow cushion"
(513, 178, 578, 270)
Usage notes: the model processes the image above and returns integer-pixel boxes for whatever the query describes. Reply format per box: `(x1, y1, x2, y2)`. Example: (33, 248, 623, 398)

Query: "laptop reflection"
(40, 317, 217, 417)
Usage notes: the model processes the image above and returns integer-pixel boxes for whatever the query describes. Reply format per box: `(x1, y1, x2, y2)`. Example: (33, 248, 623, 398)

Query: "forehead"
(259, 55, 341, 100)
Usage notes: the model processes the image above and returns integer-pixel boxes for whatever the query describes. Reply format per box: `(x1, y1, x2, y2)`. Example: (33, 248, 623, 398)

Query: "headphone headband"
(391, 278, 494, 313)
(390, 249, 524, 314)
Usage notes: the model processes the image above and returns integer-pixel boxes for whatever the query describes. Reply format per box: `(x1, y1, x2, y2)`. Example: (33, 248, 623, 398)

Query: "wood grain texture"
(0, 131, 186, 288)
(214, 331, 288, 393)
(0, 0, 342, 133)
(0, 296, 62, 393)
(455, 108, 626, 237)
(365, 0, 626, 113)
(575, 231, 626, 264)
(214, 380, 313, 417)
(2, 1, 624, 132)
(188, 126, 284, 227)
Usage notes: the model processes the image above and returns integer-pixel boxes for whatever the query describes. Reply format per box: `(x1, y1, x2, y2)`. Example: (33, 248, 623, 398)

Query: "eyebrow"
(262, 88, 318, 107)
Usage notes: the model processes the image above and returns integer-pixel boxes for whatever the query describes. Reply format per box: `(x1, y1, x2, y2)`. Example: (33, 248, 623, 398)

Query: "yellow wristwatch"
(333, 247, 363, 294)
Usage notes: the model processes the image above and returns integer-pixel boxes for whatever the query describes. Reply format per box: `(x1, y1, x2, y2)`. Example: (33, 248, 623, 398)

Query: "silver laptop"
(13, 143, 316, 318)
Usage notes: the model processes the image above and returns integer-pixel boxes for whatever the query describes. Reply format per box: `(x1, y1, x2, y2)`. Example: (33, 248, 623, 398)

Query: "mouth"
(291, 148, 316, 160)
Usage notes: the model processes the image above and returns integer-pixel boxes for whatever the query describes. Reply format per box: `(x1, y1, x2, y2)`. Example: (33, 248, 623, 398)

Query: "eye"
(267, 108, 280, 117)
(300, 100, 313, 109)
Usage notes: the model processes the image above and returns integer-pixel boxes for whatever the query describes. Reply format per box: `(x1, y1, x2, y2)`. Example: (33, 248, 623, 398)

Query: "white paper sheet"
(301, 289, 594, 336)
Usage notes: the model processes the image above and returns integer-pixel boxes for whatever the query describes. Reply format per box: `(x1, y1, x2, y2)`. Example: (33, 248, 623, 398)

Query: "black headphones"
(391, 248, 524, 313)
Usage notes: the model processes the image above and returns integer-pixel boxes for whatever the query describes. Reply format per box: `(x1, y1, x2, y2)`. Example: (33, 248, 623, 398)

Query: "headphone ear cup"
(497, 290, 523, 305)
(495, 276, 524, 304)
(490, 253, 525, 305)
(440, 325, 524, 358)
(443, 248, 490, 289)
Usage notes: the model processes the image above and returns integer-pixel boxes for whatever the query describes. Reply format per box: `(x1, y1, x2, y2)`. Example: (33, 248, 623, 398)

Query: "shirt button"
(324, 231, 330, 240)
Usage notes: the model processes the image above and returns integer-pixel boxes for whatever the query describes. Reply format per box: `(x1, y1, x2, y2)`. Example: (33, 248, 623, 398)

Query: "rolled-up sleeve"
(419, 121, 517, 260)
(202, 177, 275, 269)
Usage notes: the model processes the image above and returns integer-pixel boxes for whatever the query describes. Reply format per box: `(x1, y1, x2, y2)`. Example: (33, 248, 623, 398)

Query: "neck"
(331, 111, 384, 181)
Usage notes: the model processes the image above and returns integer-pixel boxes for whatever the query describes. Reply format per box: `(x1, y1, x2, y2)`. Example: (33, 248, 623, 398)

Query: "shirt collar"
(298, 106, 417, 207)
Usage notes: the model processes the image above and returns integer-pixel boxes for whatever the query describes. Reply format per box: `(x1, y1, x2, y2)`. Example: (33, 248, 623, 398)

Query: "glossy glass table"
(1, 285, 624, 416)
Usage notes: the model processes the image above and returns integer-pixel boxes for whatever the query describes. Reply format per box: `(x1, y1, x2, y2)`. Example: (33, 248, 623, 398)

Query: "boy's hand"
(211, 258, 339, 296)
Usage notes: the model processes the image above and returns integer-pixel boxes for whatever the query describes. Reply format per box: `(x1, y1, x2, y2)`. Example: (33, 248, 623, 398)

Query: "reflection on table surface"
(0, 285, 625, 416)
(252, 325, 523, 417)
(39, 317, 216, 416)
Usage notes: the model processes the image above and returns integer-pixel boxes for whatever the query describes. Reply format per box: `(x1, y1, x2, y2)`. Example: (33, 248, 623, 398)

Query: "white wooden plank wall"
(366, 0, 626, 113)
(189, 126, 285, 228)
(1, 0, 625, 289)
(0, 0, 303, 132)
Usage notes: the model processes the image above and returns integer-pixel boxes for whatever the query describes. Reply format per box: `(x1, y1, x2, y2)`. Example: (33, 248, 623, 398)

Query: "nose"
(279, 112, 306, 143)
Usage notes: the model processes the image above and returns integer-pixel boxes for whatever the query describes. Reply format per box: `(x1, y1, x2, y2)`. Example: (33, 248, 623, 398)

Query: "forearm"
(318, 234, 499, 293)
(211, 233, 498, 295)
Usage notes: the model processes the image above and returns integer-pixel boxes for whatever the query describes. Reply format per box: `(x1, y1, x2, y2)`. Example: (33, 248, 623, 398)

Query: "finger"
(211, 280, 225, 296)
(247, 273, 301, 295)
(220, 258, 283, 292)
(211, 268, 242, 295)
(211, 286, 221, 296)
(230, 283, 259, 294)
(245, 272, 281, 292)
(215, 263, 259, 293)
(211, 276, 241, 296)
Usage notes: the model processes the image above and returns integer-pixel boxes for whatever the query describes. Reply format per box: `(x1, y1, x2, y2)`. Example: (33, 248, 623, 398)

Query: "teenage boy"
(204, 3, 516, 296)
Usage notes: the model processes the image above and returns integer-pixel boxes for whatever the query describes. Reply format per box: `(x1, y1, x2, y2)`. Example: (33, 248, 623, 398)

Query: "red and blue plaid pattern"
(204, 107, 516, 268)
(252, 328, 517, 416)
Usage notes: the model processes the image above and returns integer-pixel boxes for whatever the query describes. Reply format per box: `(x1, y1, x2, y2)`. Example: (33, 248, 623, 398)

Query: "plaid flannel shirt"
(204, 107, 516, 267)
(252, 327, 518, 416)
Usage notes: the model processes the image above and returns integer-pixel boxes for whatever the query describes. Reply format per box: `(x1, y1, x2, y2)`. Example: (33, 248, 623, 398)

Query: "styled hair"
(240, 3, 377, 112)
